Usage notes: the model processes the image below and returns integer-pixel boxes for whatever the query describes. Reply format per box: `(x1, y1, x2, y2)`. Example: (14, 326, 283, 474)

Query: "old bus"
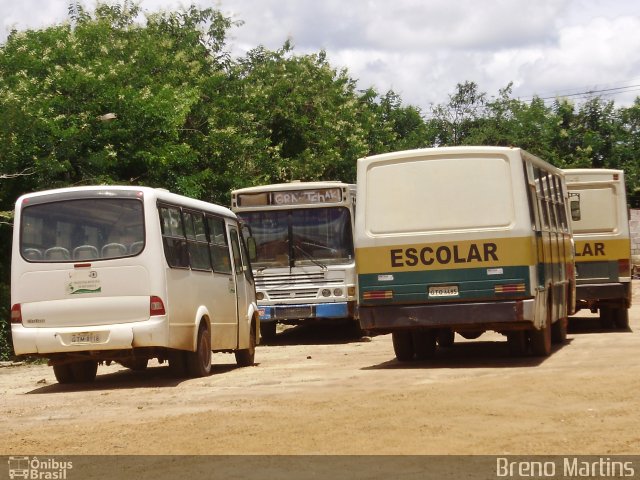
(355, 146, 575, 360)
(11, 186, 259, 383)
(231, 181, 358, 339)
(563, 169, 631, 329)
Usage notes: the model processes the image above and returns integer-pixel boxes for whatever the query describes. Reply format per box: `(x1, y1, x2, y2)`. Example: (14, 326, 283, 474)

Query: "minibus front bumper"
(359, 299, 535, 333)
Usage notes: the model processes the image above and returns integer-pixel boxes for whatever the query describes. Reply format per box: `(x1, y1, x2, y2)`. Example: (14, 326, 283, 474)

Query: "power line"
(519, 83, 640, 103)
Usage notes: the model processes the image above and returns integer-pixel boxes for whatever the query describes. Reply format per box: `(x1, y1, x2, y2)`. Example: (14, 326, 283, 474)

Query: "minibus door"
(229, 226, 251, 347)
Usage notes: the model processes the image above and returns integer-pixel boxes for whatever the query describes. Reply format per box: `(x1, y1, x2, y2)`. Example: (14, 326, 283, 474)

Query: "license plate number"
(428, 285, 459, 297)
(71, 332, 101, 344)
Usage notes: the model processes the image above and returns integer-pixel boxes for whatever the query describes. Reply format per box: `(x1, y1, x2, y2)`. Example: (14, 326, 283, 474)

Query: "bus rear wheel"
(392, 331, 414, 362)
(614, 307, 629, 330)
(186, 323, 212, 377)
(551, 317, 568, 344)
(53, 361, 98, 384)
(413, 330, 437, 360)
(52, 364, 75, 384)
(530, 320, 552, 357)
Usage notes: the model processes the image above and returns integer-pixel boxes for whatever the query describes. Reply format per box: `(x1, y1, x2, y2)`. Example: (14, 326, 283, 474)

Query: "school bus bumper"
(358, 299, 535, 333)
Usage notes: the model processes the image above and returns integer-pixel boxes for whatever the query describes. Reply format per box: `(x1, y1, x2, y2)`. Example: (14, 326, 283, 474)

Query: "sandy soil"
(1, 282, 639, 457)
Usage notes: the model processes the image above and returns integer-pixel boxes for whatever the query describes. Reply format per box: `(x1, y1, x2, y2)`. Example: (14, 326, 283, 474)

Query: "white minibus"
(11, 186, 259, 383)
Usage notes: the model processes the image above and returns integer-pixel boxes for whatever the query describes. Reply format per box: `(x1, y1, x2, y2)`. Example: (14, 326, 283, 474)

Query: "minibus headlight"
(321, 289, 331, 297)
(256, 292, 265, 301)
(333, 288, 343, 297)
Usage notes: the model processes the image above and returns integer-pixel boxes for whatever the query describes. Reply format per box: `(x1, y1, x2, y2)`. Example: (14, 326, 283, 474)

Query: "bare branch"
(0, 168, 34, 180)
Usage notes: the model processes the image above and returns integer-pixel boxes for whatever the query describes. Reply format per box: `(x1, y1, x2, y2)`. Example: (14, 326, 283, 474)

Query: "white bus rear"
(11, 186, 259, 383)
(563, 168, 632, 328)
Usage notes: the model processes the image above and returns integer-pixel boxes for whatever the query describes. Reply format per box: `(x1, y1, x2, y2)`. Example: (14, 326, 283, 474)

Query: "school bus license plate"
(428, 285, 459, 297)
(71, 332, 101, 344)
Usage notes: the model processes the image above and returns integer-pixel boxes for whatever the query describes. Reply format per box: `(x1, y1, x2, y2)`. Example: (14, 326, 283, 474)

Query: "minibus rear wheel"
(186, 322, 212, 377)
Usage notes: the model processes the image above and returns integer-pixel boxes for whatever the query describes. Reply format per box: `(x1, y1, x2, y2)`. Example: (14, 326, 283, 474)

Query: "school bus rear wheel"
(392, 331, 414, 362)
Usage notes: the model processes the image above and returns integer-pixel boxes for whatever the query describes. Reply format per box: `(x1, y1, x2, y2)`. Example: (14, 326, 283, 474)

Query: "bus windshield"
(239, 207, 354, 268)
(20, 198, 145, 262)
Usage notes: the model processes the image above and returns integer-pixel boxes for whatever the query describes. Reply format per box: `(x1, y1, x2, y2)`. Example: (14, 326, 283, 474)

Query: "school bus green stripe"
(355, 237, 535, 275)
(358, 265, 532, 305)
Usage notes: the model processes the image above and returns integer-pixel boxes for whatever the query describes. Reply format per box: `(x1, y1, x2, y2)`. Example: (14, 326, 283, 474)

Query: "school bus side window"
(207, 216, 232, 274)
(159, 206, 189, 268)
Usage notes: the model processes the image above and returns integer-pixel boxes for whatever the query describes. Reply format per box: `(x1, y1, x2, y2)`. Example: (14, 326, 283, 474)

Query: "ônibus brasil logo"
(8, 457, 73, 479)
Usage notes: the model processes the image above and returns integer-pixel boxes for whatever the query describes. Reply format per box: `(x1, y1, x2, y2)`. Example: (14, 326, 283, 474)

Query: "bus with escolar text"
(563, 168, 632, 329)
(355, 146, 576, 361)
(231, 181, 358, 339)
(11, 186, 259, 383)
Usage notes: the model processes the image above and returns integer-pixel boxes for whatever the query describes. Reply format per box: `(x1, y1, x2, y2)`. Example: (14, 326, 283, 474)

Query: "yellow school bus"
(563, 169, 632, 329)
(356, 146, 575, 360)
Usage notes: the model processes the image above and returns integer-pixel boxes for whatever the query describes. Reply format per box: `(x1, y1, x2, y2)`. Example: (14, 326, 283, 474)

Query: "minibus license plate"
(71, 332, 101, 344)
(428, 285, 459, 297)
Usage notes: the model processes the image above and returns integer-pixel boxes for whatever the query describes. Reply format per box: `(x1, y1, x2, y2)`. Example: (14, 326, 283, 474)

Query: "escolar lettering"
(575, 242, 605, 257)
(390, 243, 498, 268)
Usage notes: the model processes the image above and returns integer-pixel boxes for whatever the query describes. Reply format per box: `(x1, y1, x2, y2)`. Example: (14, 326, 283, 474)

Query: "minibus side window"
(183, 210, 212, 271)
(159, 206, 189, 268)
(207, 215, 232, 274)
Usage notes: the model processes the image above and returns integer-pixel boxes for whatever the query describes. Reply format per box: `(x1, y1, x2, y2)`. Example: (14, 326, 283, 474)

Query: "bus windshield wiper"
(293, 244, 328, 271)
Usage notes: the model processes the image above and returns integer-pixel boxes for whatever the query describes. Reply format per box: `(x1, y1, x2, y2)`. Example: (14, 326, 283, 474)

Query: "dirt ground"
(1, 283, 639, 457)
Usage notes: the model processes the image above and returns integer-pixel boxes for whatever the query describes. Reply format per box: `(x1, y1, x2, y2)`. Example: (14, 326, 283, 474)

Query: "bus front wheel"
(235, 321, 256, 367)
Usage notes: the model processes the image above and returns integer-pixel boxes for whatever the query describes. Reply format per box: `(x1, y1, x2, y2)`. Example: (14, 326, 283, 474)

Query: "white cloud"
(1, 0, 639, 108)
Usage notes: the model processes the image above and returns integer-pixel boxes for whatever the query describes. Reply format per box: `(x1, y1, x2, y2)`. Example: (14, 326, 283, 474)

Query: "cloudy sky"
(2, 0, 639, 111)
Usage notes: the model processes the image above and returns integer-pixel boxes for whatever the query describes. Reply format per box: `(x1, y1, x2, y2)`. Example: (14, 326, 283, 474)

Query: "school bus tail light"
(495, 283, 526, 294)
(363, 290, 393, 300)
(150, 296, 166, 316)
(10, 304, 22, 324)
(618, 259, 630, 277)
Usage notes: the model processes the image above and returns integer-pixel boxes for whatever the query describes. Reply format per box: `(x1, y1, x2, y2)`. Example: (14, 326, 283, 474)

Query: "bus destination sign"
(272, 188, 342, 206)
(238, 188, 342, 207)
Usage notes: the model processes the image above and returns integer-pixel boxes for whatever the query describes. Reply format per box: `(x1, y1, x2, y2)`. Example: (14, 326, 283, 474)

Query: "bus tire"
(186, 322, 212, 377)
(507, 331, 528, 356)
(120, 358, 148, 371)
(412, 330, 437, 360)
(437, 329, 455, 348)
(235, 320, 256, 367)
(530, 320, 552, 357)
(614, 307, 629, 330)
(52, 364, 75, 384)
(551, 317, 568, 344)
(71, 361, 98, 383)
(392, 331, 414, 362)
(600, 306, 614, 329)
